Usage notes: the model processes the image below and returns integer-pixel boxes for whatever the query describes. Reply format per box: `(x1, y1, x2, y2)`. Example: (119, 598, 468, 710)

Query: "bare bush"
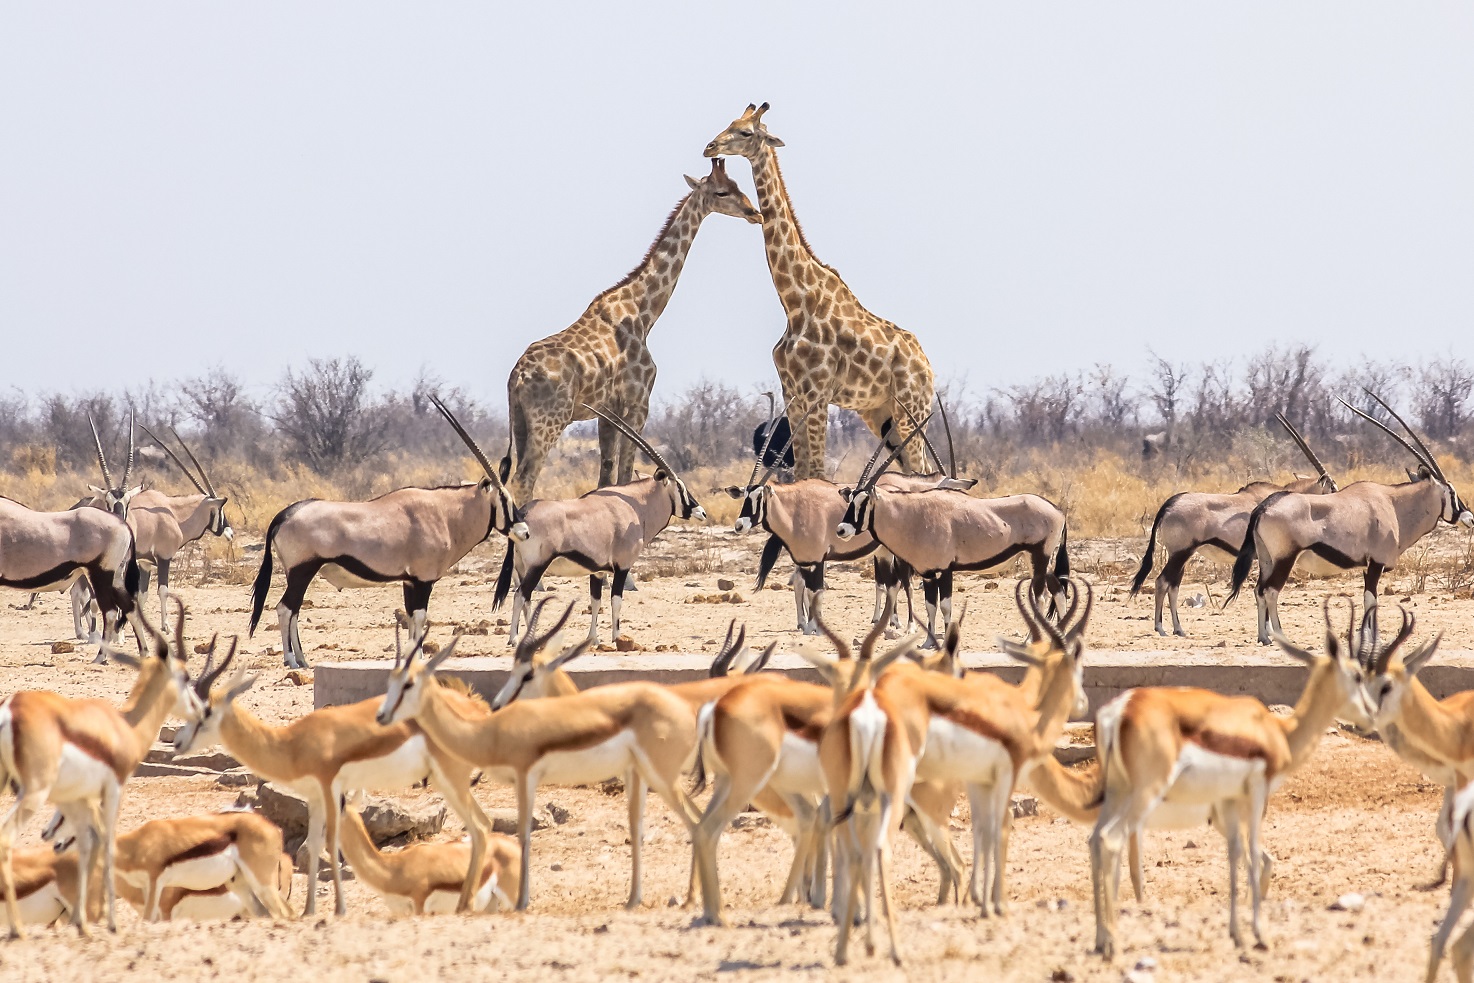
(272, 357, 387, 476)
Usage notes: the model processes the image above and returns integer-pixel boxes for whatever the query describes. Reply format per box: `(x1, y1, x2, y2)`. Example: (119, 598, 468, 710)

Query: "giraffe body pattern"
(502, 160, 760, 501)
(705, 104, 936, 480)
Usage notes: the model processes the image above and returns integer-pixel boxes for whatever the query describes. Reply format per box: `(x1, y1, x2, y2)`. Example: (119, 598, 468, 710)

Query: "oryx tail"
(250, 501, 312, 635)
(1227, 491, 1288, 604)
(1130, 492, 1185, 596)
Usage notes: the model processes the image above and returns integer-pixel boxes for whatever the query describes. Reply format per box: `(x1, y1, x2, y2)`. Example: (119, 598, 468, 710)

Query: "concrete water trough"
(313, 647, 1474, 715)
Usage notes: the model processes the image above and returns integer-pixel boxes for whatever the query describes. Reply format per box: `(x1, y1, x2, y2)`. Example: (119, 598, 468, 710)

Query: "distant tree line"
(1, 346, 1470, 487)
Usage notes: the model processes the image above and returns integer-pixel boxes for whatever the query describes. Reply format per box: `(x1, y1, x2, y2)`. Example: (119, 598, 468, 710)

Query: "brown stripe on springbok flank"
(935, 706, 1023, 767)
(536, 715, 625, 756)
(165, 832, 236, 867)
(1181, 728, 1270, 763)
(781, 710, 824, 745)
(429, 862, 495, 898)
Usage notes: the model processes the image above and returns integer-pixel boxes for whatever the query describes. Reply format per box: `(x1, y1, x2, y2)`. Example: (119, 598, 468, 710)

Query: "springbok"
(0, 604, 194, 937)
(493, 405, 706, 645)
(1132, 413, 1337, 636)
(836, 425, 1068, 644)
(171, 633, 490, 918)
(0, 845, 92, 933)
(46, 808, 293, 923)
(337, 797, 520, 915)
(376, 631, 704, 912)
(250, 395, 523, 668)
(1087, 598, 1377, 959)
(1229, 392, 1472, 645)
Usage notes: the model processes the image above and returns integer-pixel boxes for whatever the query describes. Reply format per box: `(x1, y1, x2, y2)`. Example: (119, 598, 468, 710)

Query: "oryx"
(249, 396, 524, 668)
(835, 421, 1069, 645)
(0, 496, 139, 660)
(1228, 391, 1473, 645)
(493, 404, 707, 645)
(86, 410, 140, 518)
(1131, 413, 1338, 636)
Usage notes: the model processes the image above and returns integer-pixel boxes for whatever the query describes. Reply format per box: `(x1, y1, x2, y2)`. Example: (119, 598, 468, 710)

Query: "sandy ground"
(1, 524, 1472, 981)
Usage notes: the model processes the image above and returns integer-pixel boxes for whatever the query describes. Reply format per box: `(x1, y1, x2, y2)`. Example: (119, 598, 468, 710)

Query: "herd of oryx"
(4, 101, 1474, 978)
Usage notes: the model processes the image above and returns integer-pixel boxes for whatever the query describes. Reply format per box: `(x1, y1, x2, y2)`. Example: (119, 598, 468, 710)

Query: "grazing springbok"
(1087, 598, 1377, 959)
(0, 604, 194, 937)
(376, 631, 703, 912)
(1132, 413, 1337, 636)
(493, 405, 706, 645)
(171, 634, 490, 918)
(836, 426, 1069, 644)
(250, 395, 523, 668)
(1229, 392, 1473, 645)
(337, 798, 520, 916)
(727, 408, 972, 634)
(46, 808, 293, 923)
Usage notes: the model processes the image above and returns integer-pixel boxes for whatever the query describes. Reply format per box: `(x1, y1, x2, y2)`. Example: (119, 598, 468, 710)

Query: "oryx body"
(494, 405, 705, 646)
(0, 497, 139, 660)
(1132, 413, 1338, 636)
(837, 487, 1068, 643)
(1229, 394, 1472, 645)
(249, 397, 521, 668)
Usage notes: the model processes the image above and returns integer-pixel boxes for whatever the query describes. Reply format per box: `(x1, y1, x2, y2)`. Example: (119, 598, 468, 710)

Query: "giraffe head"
(685, 159, 762, 224)
(704, 102, 785, 161)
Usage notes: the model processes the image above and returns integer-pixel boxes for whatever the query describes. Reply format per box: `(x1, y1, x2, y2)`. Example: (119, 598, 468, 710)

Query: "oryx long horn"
(937, 395, 958, 479)
(430, 395, 509, 490)
(170, 425, 218, 498)
(755, 427, 797, 488)
(1340, 398, 1438, 479)
(88, 412, 114, 489)
(900, 401, 946, 477)
(859, 413, 935, 490)
(1274, 413, 1334, 489)
(137, 423, 208, 497)
(749, 394, 782, 486)
(1364, 389, 1448, 482)
(582, 404, 679, 477)
(121, 409, 136, 491)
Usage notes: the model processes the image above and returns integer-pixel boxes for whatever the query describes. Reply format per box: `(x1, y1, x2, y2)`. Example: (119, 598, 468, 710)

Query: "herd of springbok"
(1, 381, 1474, 976)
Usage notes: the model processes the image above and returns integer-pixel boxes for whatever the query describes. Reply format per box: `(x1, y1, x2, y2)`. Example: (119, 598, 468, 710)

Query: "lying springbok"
(171, 635, 489, 917)
(0, 604, 193, 937)
(1088, 598, 1378, 959)
(727, 408, 973, 634)
(338, 798, 520, 915)
(250, 395, 523, 668)
(1229, 392, 1473, 645)
(46, 809, 292, 922)
(376, 631, 703, 912)
(1132, 413, 1337, 636)
(836, 425, 1068, 644)
(493, 405, 706, 645)
(0, 846, 91, 932)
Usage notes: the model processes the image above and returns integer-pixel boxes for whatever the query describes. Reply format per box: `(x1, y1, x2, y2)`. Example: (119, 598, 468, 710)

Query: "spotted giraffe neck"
(747, 144, 831, 287)
(596, 193, 708, 339)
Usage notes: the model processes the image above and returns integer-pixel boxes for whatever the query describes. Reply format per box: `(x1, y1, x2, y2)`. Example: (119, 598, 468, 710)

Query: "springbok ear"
(997, 637, 1045, 668)
(225, 674, 259, 703)
(1405, 635, 1442, 677)
(684, 174, 700, 190)
(749, 640, 779, 674)
(725, 486, 745, 499)
(424, 636, 463, 673)
(544, 640, 592, 674)
(875, 633, 923, 676)
(1270, 631, 1318, 666)
(792, 645, 841, 685)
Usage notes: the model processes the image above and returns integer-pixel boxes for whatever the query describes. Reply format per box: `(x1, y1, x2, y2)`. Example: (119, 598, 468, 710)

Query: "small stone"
(666, 896, 678, 907)
(1134, 957, 1158, 972)
(615, 636, 642, 652)
(285, 669, 313, 686)
(596, 643, 616, 652)
(984, 581, 1000, 591)
(1050, 970, 1075, 982)
(50, 641, 74, 654)
(716, 578, 736, 591)
(550, 863, 564, 872)
(1184, 840, 1197, 849)
(1010, 794, 1038, 818)
(1330, 892, 1365, 913)
(422, 640, 441, 655)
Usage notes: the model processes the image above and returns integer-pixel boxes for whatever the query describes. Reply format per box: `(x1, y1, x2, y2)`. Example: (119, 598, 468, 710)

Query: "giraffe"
(501, 158, 762, 502)
(704, 103, 936, 480)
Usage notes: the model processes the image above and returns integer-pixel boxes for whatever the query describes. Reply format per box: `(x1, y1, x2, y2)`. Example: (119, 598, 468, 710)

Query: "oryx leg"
(798, 563, 824, 635)
(277, 562, 321, 669)
(871, 556, 891, 624)
(1156, 549, 1192, 637)
(588, 574, 604, 644)
(610, 567, 631, 641)
(788, 568, 810, 631)
(153, 559, 171, 627)
(920, 576, 940, 647)
(508, 562, 550, 648)
(938, 569, 955, 639)
(1362, 562, 1384, 650)
(402, 579, 433, 640)
(69, 579, 94, 641)
(596, 414, 623, 490)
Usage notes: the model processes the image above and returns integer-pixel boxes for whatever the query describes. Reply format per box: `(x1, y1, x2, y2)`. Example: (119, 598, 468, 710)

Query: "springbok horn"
(1340, 398, 1439, 480)
(1373, 608, 1417, 676)
(517, 600, 577, 664)
(1274, 413, 1334, 488)
(430, 395, 511, 492)
(137, 424, 208, 497)
(88, 412, 114, 490)
(858, 596, 894, 662)
(1014, 579, 1045, 644)
(1364, 389, 1448, 482)
(1028, 580, 1070, 652)
(194, 636, 238, 697)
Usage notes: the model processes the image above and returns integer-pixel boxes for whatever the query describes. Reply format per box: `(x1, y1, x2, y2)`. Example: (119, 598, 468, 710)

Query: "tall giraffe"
(705, 103, 936, 479)
(501, 159, 762, 501)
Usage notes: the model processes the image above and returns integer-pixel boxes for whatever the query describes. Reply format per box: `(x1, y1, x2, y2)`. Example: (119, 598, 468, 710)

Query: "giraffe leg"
(787, 396, 830, 481)
(617, 392, 653, 487)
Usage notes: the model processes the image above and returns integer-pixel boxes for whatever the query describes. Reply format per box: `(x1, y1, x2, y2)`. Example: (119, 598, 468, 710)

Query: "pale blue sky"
(2, 3, 1470, 408)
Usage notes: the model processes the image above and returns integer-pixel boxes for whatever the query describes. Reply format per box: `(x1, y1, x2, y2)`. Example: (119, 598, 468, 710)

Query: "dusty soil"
(0, 525, 1471, 981)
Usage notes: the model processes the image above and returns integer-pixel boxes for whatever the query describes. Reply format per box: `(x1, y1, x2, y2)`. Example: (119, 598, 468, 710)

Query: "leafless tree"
(272, 357, 387, 475)
(1415, 357, 1474, 440)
